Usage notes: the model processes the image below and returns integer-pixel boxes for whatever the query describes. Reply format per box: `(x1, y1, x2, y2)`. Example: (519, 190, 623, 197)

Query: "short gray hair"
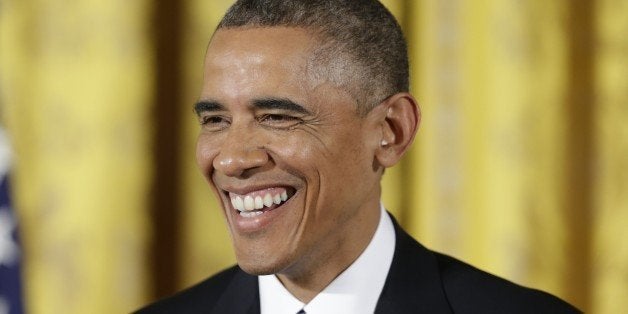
(217, 0, 409, 114)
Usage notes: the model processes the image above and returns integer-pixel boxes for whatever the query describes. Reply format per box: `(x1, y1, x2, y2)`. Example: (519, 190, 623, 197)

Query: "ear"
(374, 93, 421, 168)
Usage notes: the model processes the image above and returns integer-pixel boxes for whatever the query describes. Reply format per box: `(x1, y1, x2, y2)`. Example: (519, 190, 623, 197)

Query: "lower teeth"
(240, 211, 263, 218)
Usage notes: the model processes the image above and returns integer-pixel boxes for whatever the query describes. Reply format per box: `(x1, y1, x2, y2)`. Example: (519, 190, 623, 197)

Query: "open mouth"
(227, 187, 296, 218)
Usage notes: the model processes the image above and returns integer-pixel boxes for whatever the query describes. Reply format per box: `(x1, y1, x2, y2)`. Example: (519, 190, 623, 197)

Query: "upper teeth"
(230, 190, 288, 212)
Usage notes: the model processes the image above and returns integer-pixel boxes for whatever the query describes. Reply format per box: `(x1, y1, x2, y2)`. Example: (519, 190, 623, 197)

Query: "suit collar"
(375, 214, 454, 313)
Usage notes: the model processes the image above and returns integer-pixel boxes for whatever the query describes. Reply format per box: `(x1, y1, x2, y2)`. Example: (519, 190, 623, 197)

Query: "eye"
(258, 113, 302, 129)
(201, 116, 224, 124)
(261, 114, 295, 122)
(199, 115, 230, 130)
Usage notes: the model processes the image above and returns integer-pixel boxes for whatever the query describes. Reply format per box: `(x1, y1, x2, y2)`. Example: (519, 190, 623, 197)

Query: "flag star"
(0, 208, 19, 267)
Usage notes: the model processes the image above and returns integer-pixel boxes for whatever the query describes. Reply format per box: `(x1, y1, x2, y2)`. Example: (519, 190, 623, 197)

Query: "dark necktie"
(296, 310, 306, 314)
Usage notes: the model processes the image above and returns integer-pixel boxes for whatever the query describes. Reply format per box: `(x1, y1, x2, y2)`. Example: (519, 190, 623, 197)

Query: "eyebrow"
(194, 101, 224, 116)
(194, 98, 311, 116)
(253, 98, 311, 115)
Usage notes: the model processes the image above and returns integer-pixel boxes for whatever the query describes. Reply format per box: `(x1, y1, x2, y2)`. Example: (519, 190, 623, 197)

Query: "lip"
(220, 184, 297, 233)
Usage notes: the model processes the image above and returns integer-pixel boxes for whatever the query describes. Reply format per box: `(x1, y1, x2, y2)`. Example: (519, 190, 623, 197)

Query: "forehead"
(207, 27, 315, 62)
(202, 27, 319, 104)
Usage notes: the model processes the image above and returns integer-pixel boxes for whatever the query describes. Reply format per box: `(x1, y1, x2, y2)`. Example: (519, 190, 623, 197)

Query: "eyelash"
(199, 114, 302, 129)
(200, 116, 228, 126)
(258, 114, 299, 122)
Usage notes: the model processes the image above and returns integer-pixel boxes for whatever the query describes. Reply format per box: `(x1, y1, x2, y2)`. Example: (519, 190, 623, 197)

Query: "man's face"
(196, 27, 383, 277)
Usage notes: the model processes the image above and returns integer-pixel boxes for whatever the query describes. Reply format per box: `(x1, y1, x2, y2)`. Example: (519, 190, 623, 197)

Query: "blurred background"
(0, 0, 626, 313)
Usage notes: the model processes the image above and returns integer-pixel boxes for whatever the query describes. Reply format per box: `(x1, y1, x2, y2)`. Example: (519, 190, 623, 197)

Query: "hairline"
(212, 24, 378, 116)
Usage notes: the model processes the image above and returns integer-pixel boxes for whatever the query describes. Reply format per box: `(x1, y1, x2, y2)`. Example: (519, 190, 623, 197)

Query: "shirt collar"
(259, 204, 396, 314)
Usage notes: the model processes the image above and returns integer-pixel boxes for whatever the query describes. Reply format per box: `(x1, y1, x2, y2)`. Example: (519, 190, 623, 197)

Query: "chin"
(233, 243, 297, 276)
(236, 257, 287, 276)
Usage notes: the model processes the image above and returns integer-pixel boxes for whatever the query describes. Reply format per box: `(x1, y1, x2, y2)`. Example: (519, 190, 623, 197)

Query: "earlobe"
(375, 93, 420, 168)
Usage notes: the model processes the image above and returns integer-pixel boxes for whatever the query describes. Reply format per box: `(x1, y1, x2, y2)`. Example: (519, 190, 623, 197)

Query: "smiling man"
(138, 1, 580, 313)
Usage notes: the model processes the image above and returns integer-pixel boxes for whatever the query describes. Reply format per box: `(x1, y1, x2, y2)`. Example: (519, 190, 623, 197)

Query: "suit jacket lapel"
(211, 269, 260, 314)
(375, 215, 454, 314)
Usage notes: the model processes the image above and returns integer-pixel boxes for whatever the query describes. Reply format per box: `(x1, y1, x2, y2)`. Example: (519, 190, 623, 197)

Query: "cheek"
(272, 134, 327, 174)
(320, 131, 374, 189)
(196, 134, 218, 175)
(272, 126, 365, 176)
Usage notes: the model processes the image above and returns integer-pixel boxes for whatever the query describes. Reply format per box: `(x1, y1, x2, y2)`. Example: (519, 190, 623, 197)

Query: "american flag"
(0, 127, 24, 314)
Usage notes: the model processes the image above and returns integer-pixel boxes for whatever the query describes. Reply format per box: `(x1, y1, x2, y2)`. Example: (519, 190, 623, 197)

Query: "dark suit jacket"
(137, 216, 581, 313)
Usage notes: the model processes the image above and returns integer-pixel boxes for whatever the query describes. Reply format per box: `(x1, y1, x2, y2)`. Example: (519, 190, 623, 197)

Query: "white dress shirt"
(259, 204, 396, 314)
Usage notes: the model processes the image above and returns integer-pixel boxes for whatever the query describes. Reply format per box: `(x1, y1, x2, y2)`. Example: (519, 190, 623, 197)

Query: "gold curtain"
(404, 0, 575, 301)
(0, 0, 153, 313)
(592, 1, 628, 313)
(1, 0, 626, 313)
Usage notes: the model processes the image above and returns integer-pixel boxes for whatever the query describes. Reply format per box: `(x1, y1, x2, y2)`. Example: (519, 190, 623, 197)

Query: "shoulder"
(432, 251, 581, 313)
(134, 265, 247, 314)
(387, 215, 581, 313)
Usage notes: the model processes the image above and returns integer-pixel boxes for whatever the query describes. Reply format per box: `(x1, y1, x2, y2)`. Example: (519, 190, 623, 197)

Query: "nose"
(212, 127, 270, 177)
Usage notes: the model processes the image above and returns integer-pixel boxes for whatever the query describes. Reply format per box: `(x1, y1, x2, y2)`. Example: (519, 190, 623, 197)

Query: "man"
(138, 0, 580, 313)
